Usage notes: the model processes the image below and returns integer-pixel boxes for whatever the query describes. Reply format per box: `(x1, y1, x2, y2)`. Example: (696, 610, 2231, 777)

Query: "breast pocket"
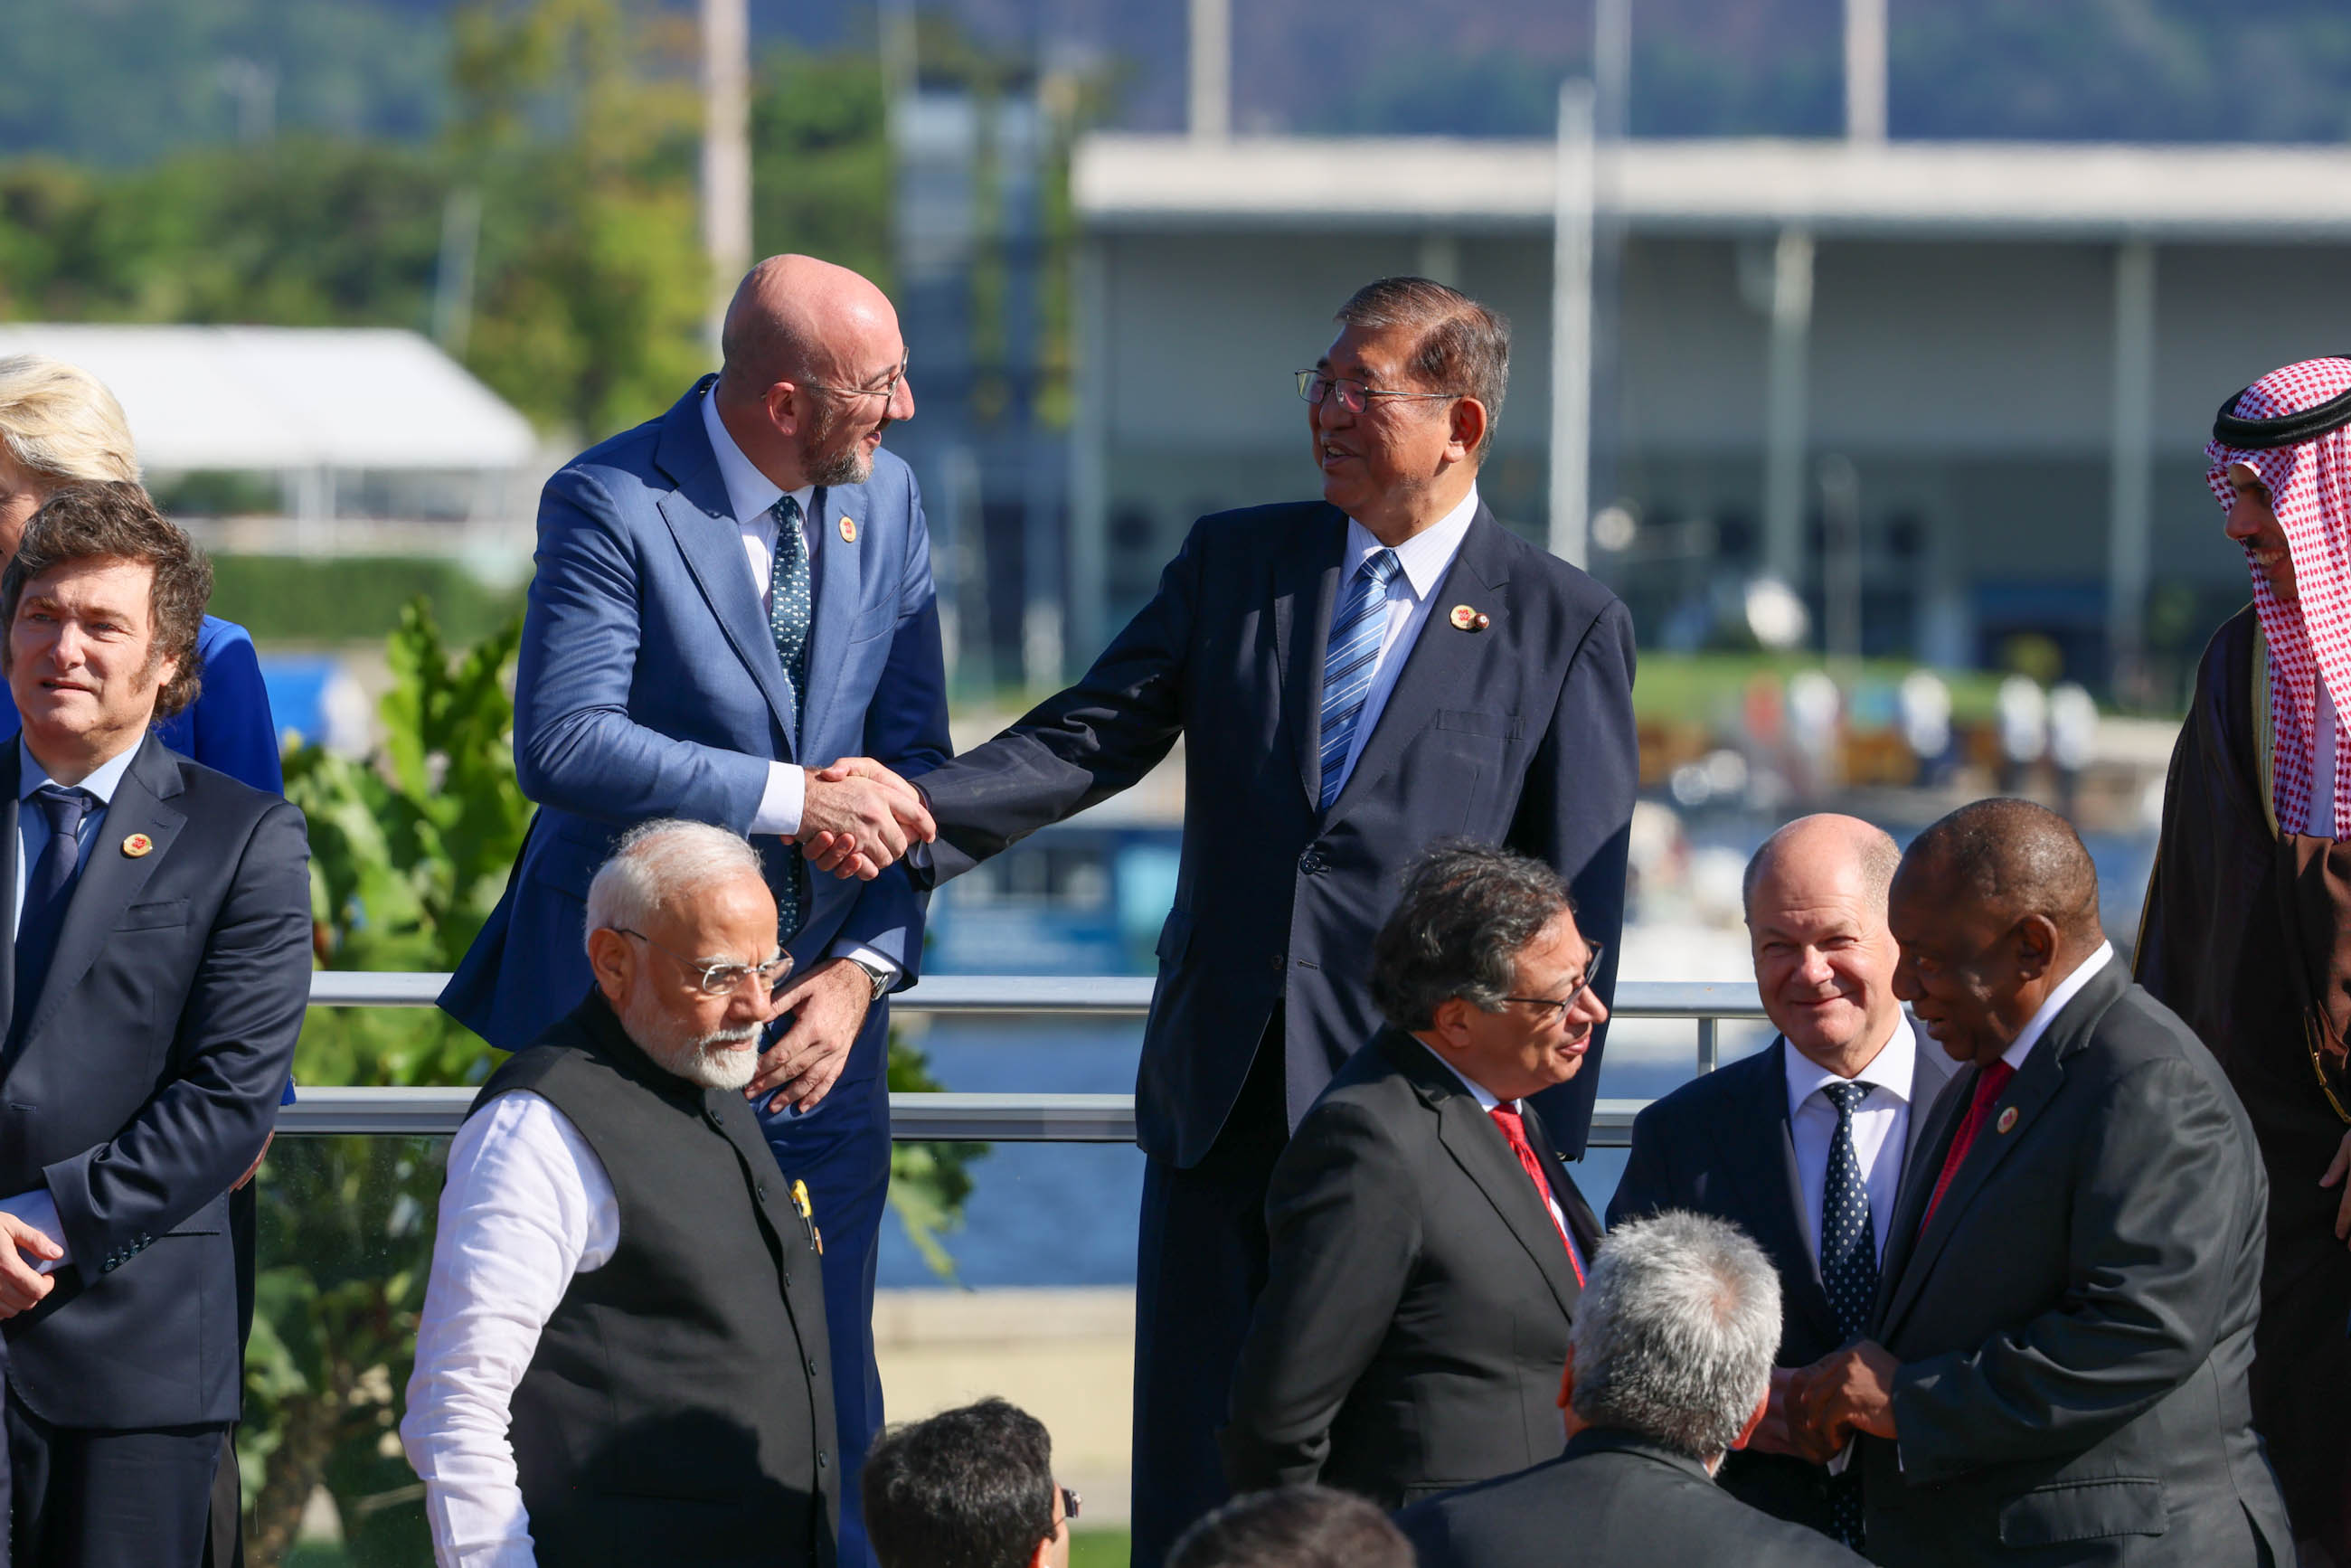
(119, 898, 190, 931)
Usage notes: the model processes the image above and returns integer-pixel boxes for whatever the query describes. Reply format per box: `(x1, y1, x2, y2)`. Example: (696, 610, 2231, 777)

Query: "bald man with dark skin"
(1787, 799, 2290, 1567)
(441, 252, 955, 1568)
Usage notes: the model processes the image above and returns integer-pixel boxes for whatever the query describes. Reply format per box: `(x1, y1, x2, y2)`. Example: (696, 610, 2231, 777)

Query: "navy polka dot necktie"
(1819, 1078, 1877, 1547)
(769, 495, 812, 940)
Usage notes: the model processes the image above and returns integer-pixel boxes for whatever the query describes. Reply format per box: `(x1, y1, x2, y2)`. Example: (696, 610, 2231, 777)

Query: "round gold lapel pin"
(1995, 1106, 2019, 1134)
(122, 833, 153, 858)
(838, 515, 857, 544)
(1449, 604, 1490, 632)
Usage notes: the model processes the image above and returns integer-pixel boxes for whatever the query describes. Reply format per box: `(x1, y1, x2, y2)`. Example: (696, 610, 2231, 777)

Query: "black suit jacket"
(1608, 1025, 1957, 1532)
(1218, 1028, 1601, 1509)
(1396, 1427, 1873, 1568)
(0, 733, 312, 1430)
(1860, 962, 2292, 1566)
(913, 501, 1638, 1164)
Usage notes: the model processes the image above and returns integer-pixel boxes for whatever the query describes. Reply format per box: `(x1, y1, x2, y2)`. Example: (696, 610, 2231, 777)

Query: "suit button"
(817, 1450, 829, 1470)
(807, 1357, 819, 1377)
(1298, 847, 1327, 874)
(757, 1181, 769, 1202)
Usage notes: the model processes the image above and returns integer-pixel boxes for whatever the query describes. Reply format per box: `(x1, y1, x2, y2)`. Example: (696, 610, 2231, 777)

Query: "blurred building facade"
(1062, 133, 2351, 694)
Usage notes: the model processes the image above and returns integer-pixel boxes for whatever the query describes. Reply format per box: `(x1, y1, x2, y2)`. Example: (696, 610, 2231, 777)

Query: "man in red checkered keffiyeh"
(2139, 355, 2351, 1564)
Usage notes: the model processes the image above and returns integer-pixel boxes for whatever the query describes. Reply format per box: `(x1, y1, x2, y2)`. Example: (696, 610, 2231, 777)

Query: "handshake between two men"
(1753, 1344, 1903, 1465)
(793, 757, 936, 878)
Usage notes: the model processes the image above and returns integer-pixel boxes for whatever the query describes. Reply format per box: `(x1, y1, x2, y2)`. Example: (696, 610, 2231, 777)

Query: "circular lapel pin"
(122, 833, 153, 858)
(1449, 604, 1490, 632)
(838, 515, 857, 544)
(1996, 1106, 2019, 1134)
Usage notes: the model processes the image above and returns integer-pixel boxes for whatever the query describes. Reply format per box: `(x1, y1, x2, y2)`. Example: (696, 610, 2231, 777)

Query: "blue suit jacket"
(442, 379, 951, 1049)
(916, 501, 1638, 1166)
(0, 734, 312, 1429)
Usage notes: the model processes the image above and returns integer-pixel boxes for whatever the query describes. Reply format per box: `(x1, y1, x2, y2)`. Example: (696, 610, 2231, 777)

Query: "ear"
(2010, 912, 2060, 983)
(1448, 396, 1487, 463)
(1556, 1343, 1585, 1442)
(1733, 1384, 1770, 1451)
(762, 380, 810, 439)
(1428, 995, 1476, 1050)
(587, 927, 634, 1009)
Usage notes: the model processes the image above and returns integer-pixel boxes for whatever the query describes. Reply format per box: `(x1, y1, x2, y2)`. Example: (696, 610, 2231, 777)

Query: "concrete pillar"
(699, 0, 752, 354)
(1416, 234, 1460, 287)
(1845, 0, 1888, 142)
(1762, 226, 1815, 588)
(2107, 240, 2157, 694)
(1189, 0, 1230, 140)
(1067, 236, 1110, 665)
(1549, 80, 1596, 567)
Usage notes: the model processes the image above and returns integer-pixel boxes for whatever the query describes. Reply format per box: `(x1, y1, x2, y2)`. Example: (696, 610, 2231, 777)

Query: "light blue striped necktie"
(1317, 547, 1402, 809)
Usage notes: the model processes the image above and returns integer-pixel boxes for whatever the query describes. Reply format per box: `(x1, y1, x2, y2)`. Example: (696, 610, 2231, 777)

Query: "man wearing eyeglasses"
(439, 253, 952, 1567)
(815, 275, 1636, 1561)
(405, 820, 839, 1568)
(1220, 841, 1607, 1508)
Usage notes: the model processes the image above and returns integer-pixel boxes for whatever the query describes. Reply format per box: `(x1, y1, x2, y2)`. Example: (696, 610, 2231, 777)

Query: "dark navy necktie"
(769, 496, 813, 940)
(1317, 548, 1402, 809)
(1819, 1078, 1877, 1547)
(12, 785, 97, 1044)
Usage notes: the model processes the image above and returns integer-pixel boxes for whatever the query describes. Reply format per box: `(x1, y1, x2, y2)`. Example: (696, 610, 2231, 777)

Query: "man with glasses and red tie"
(1219, 842, 1606, 1509)
(405, 821, 839, 1568)
(813, 277, 1637, 1562)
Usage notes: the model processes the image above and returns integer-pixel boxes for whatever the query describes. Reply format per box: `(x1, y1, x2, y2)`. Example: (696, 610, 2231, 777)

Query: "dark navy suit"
(0, 733, 312, 1565)
(439, 379, 951, 1568)
(912, 498, 1638, 1562)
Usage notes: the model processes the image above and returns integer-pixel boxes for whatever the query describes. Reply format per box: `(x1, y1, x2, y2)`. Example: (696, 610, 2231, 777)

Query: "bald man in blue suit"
(441, 256, 950, 1568)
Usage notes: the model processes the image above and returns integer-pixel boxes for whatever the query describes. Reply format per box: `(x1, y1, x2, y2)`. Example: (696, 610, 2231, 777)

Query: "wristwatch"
(845, 956, 894, 1002)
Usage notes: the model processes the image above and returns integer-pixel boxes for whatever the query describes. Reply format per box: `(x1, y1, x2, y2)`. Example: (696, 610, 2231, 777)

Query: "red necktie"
(1918, 1060, 2016, 1234)
(1489, 1105, 1585, 1287)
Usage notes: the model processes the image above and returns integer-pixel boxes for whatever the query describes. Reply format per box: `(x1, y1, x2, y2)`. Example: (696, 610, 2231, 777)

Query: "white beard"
(622, 996, 761, 1091)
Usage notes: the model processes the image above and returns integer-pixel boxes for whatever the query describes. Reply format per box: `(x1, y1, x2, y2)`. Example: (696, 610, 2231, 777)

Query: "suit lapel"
(1268, 506, 1347, 812)
(1391, 1034, 1581, 1319)
(651, 383, 799, 755)
(1901, 1021, 1961, 1173)
(1878, 968, 2125, 1340)
(0, 746, 20, 1064)
(799, 485, 862, 763)
(1748, 1040, 1841, 1347)
(1326, 505, 1511, 826)
(20, 735, 183, 1053)
(1522, 1104, 1601, 1269)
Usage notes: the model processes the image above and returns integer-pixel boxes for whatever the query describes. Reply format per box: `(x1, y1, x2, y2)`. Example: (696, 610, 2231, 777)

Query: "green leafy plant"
(886, 1034, 988, 1281)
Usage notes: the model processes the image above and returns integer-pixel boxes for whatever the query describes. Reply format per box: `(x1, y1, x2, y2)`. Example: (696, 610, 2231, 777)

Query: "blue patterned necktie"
(1818, 1078, 1878, 1547)
(769, 496, 813, 940)
(1317, 548, 1402, 809)
(11, 785, 96, 1049)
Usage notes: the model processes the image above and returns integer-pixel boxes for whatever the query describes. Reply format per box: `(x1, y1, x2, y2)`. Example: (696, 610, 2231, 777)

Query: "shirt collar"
(19, 732, 140, 807)
(1782, 1010, 1915, 1119)
(700, 385, 813, 528)
(2001, 941, 2114, 1072)
(1416, 1037, 1515, 1114)
(1345, 483, 1480, 600)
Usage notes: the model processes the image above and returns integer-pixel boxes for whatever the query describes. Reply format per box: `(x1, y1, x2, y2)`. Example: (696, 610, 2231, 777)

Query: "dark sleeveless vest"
(468, 990, 837, 1567)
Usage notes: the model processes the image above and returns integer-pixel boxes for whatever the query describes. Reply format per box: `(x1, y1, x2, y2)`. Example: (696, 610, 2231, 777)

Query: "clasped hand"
(791, 759, 936, 879)
(1754, 1340, 1901, 1463)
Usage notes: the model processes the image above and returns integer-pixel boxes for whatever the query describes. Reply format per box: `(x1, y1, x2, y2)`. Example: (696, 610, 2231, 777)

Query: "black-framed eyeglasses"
(613, 928, 793, 1000)
(809, 350, 911, 407)
(1058, 1487, 1081, 1526)
(1501, 942, 1605, 1025)
(1295, 369, 1463, 415)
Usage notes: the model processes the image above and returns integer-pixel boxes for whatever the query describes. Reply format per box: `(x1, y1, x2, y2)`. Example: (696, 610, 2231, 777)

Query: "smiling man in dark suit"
(1795, 798, 2291, 1567)
(1610, 814, 1955, 1550)
(1219, 841, 1605, 1508)
(0, 485, 312, 1567)
(817, 276, 1638, 1563)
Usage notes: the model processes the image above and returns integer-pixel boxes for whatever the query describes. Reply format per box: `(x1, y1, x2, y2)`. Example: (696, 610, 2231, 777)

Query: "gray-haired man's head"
(1369, 840, 1608, 1104)
(584, 819, 784, 1091)
(1568, 1212, 1781, 1467)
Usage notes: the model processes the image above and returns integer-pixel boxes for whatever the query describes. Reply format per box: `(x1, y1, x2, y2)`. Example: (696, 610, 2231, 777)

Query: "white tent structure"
(0, 324, 541, 543)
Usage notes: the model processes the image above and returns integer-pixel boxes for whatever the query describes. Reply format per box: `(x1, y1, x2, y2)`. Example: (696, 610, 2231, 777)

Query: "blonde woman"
(0, 354, 280, 791)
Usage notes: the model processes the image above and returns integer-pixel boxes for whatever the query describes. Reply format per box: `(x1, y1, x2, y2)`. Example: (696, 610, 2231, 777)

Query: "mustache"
(694, 1025, 761, 1051)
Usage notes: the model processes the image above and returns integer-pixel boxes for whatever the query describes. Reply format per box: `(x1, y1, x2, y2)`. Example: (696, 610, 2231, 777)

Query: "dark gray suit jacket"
(0, 733, 312, 1430)
(911, 501, 1638, 1166)
(1609, 1023, 1957, 1533)
(1860, 961, 2292, 1566)
(1395, 1428, 1873, 1568)
(1218, 1028, 1601, 1509)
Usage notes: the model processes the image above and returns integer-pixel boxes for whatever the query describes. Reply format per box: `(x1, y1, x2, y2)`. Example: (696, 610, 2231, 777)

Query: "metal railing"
(282, 974, 1770, 1146)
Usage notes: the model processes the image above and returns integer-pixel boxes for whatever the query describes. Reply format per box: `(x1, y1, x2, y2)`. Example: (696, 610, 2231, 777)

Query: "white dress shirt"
(1326, 486, 1480, 795)
(698, 391, 900, 984)
(401, 1091, 620, 1568)
(1417, 1040, 1571, 1239)
(1999, 941, 2115, 1075)
(1783, 1015, 1915, 1265)
(0, 735, 146, 1274)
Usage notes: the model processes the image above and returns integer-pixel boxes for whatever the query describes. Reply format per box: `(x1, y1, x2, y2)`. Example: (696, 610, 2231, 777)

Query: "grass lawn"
(1071, 1528, 1131, 1567)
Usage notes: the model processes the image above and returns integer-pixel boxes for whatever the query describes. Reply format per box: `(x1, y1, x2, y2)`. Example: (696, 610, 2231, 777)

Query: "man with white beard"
(402, 820, 840, 1568)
